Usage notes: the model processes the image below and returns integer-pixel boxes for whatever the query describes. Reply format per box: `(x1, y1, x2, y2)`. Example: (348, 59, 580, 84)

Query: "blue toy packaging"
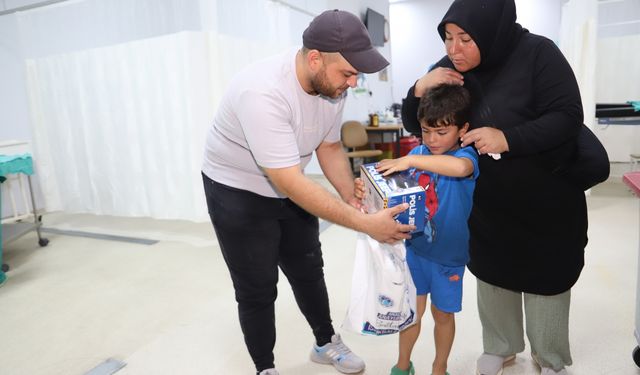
(360, 163, 425, 233)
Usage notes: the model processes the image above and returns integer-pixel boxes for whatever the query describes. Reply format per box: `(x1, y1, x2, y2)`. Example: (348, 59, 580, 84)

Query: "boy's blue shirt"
(405, 144, 479, 267)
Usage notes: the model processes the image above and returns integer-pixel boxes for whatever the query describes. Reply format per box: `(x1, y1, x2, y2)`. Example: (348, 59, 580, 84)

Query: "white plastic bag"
(342, 233, 417, 335)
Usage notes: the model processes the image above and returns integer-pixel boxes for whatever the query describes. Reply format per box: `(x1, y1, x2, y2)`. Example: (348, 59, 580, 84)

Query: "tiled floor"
(0, 169, 638, 375)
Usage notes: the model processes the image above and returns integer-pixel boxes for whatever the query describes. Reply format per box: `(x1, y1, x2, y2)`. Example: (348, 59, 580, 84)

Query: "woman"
(401, 1, 589, 374)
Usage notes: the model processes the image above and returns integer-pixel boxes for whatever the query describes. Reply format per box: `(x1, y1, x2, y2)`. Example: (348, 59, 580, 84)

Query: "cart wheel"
(1, 264, 8, 272)
(633, 346, 640, 368)
(39, 238, 49, 247)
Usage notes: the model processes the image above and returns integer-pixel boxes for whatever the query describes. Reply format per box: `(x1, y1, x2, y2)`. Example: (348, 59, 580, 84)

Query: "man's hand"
(365, 204, 415, 243)
(461, 127, 509, 155)
(414, 67, 464, 97)
(376, 156, 413, 176)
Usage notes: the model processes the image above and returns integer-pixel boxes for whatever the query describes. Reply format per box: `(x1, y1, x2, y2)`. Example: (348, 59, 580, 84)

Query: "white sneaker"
(310, 334, 365, 374)
(258, 368, 279, 375)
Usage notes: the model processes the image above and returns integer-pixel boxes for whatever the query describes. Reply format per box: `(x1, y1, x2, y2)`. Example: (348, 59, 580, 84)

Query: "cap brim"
(341, 48, 389, 74)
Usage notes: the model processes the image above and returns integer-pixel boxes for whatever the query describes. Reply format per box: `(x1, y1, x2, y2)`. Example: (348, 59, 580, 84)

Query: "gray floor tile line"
(84, 358, 126, 375)
(41, 227, 158, 245)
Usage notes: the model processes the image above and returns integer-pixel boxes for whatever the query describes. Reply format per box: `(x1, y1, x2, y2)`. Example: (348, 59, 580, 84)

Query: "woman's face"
(444, 23, 481, 72)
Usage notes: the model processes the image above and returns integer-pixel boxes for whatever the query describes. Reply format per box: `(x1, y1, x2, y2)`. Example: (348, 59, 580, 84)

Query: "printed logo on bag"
(378, 294, 393, 307)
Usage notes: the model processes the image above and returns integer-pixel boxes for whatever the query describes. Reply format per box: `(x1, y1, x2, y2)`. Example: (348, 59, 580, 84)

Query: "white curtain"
(26, 32, 214, 220)
(22, 0, 298, 221)
(559, 0, 598, 130)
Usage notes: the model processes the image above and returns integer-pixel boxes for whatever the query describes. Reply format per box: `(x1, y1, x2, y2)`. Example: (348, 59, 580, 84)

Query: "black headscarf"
(437, 0, 525, 71)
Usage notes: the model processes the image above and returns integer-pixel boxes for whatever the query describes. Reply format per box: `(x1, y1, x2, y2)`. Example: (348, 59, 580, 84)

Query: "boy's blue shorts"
(407, 248, 465, 313)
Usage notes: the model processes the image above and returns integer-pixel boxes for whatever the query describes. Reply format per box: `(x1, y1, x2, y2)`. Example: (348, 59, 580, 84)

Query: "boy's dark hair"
(417, 84, 470, 129)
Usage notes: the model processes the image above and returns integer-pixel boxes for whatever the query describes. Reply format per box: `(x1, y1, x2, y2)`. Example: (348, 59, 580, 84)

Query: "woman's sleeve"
(502, 39, 583, 156)
(401, 85, 421, 135)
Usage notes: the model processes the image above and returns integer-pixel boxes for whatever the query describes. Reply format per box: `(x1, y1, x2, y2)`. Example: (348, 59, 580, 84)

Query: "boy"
(365, 84, 479, 375)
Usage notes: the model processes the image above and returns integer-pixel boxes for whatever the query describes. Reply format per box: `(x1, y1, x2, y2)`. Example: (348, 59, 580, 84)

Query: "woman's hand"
(376, 157, 413, 176)
(414, 67, 464, 97)
(461, 127, 509, 155)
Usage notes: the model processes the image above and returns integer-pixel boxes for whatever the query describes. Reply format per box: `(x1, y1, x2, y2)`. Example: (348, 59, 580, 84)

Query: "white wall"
(389, 0, 450, 104)
(327, 0, 394, 125)
(0, 14, 30, 141)
(515, 0, 562, 43)
(598, 0, 640, 38)
(595, 33, 640, 161)
(593, 0, 640, 162)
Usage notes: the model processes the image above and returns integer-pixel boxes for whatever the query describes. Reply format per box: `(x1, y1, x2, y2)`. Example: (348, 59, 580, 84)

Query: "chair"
(341, 121, 383, 175)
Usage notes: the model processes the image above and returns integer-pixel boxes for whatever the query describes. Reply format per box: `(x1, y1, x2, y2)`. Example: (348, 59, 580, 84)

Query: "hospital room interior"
(1, 0, 639, 374)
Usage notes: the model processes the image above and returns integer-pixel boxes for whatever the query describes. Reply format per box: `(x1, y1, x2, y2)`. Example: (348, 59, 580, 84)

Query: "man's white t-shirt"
(202, 49, 345, 198)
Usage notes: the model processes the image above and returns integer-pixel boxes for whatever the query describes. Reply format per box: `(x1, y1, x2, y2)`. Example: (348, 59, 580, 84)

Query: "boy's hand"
(354, 177, 366, 200)
(376, 157, 413, 176)
(350, 177, 367, 212)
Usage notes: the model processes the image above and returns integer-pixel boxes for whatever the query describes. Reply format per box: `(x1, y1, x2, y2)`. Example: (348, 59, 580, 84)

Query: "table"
(365, 124, 403, 158)
(624, 171, 640, 367)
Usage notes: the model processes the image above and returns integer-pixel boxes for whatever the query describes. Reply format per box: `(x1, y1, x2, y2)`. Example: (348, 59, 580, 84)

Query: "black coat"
(401, 0, 587, 295)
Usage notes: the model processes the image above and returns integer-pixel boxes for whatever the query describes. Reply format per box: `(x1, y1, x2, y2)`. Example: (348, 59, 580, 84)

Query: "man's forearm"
(317, 142, 356, 202)
(265, 165, 368, 231)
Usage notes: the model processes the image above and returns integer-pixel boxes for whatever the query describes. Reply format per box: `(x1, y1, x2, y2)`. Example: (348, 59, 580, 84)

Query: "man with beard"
(201, 9, 414, 375)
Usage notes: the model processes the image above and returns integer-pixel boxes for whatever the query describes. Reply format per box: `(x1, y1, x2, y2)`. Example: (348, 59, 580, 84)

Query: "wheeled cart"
(0, 150, 49, 285)
(624, 171, 640, 367)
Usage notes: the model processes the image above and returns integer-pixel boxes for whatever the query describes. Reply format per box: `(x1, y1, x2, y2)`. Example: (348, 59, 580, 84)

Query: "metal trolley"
(0, 141, 49, 285)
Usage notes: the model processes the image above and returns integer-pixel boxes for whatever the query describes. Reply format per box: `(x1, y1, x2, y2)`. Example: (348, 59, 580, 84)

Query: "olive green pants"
(477, 279, 572, 371)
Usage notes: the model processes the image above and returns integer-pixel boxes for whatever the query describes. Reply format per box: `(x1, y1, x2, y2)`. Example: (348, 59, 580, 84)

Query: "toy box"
(360, 163, 425, 233)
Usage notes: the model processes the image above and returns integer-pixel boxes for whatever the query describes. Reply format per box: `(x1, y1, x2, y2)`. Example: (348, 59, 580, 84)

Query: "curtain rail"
(268, 0, 317, 18)
(599, 19, 640, 27)
(2, 0, 321, 18)
(0, 0, 71, 16)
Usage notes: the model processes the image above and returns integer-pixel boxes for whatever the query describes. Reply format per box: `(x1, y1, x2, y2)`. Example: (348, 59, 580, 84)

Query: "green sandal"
(390, 361, 415, 375)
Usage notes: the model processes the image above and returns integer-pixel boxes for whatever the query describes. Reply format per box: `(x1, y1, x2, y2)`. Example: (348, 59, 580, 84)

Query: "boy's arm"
(409, 154, 474, 177)
(378, 154, 474, 177)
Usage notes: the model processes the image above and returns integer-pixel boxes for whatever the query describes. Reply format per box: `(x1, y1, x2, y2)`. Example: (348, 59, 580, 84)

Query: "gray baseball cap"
(302, 9, 389, 74)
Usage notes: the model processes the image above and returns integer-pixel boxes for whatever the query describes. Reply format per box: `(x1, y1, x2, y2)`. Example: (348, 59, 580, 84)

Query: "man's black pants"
(202, 173, 335, 371)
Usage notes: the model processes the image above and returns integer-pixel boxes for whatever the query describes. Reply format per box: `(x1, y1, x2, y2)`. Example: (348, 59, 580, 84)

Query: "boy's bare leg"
(396, 294, 427, 370)
(396, 295, 427, 370)
(431, 303, 455, 375)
